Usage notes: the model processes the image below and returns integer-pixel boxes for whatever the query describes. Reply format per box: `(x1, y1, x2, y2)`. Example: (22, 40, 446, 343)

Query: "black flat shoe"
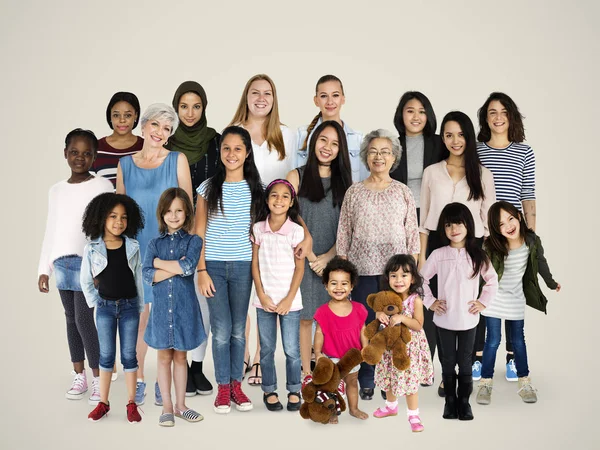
(359, 388, 374, 400)
(263, 392, 283, 411)
(287, 392, 301, 411)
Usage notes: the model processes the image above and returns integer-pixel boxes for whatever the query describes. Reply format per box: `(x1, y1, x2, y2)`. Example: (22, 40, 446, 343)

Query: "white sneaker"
(111, 371, 118, 382)
(89, 376, 101, 405)
(66, 371, 88, 400)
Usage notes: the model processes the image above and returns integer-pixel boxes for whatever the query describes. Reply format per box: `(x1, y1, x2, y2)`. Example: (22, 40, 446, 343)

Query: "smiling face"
(498, 208, 522, 242)
(104, 203, 127, 240)
(486, 100, 509, 137)
(366, 138, 395, 174)
(141, 116, 173, 148)
(246, 79, 273, 119)
(442, 121, 466, 157)
(326, 270, 353, 302)
(163, 197, 186, 234)
(388, 266, 414, 296)
(221, 133, 248, 172)
(178, 92, 203, 127)
(267, 183, 293, 218)
(110, 101, 137, 135)
(314, 126, 340, 165)
(314, 80, 345, 120)
(402, 98, 427, 137)
(64, 136, 95, 174)
(445, 221, 467, 247)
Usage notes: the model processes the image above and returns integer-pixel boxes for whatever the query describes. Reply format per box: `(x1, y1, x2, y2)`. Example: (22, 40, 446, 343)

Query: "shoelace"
(216, 386, 230, 404)
(231, 383, 250, 404)
(71, 374, 86, 390)
(91, 379, 100, 396)
(508, 360, 517, 373)
(127, 402, 144, 417)
(518, 383, 536, 394)
(473, 361, 482, 369)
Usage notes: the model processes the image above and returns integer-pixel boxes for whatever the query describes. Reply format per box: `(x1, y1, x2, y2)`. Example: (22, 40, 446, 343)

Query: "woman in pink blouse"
(337, 129, 420, 400)
(418, 111, 496, 395)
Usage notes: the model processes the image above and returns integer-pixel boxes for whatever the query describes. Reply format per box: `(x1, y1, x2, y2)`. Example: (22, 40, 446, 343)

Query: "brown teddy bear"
(299, 348, 363, 424)
(362, 290, 412, 371)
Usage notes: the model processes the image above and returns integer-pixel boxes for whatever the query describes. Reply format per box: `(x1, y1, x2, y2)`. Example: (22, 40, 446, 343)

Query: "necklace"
(68, 174, 94, 184)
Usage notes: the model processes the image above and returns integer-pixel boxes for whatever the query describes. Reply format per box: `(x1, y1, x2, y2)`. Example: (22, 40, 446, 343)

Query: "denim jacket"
(80, 236, 144, 313)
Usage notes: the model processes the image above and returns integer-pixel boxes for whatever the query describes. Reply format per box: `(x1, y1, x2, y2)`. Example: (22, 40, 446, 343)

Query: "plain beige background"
(1, 0, 598, 448)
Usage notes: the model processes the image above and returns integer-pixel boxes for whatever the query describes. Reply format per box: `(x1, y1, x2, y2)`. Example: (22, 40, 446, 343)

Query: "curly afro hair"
(82, 192, 144, 240)
(322, 256, 359, 287)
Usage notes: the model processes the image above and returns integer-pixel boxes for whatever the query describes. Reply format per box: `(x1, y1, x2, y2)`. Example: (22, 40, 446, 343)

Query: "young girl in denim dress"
(143, 187, 206, 427)
(81, 193, 145, 423)
(37, 129, 113, 403)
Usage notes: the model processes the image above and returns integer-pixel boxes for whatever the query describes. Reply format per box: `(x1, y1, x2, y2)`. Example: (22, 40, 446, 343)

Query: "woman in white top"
(296, 75, 366, 182)
(229, 74, 296, 183)
(229, 74, 297, 386)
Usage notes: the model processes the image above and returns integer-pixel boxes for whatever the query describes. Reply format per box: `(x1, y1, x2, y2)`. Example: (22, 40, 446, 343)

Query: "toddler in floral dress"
(373, 255, 433, 432)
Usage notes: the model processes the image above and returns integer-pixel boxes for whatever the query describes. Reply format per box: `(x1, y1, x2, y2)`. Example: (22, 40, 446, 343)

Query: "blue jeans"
(206, 261, 252, 385)
(96, 298, 140, 372)
(481, 317, 529, 378)
(257, 308, 301, 394)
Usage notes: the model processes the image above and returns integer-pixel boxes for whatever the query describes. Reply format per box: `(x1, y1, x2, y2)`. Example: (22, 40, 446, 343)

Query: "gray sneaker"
(517, 377, 538, 403)
(476, 378, 493, 405)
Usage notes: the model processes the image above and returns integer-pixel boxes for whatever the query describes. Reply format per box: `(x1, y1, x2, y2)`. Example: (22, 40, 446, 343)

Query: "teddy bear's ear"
(366, 293, 376, 309)
(312, 357, 335, 384)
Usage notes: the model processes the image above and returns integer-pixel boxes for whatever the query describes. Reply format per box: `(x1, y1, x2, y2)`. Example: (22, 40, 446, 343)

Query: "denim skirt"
(53, 255, 83, 291)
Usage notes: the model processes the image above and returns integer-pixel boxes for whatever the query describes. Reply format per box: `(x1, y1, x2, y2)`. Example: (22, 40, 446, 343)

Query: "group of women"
(91, 74, 537, 403)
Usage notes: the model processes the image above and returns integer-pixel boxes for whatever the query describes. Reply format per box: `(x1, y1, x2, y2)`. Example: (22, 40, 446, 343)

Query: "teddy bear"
(299, 348, 363, 424)
(361, 290, 412, 371)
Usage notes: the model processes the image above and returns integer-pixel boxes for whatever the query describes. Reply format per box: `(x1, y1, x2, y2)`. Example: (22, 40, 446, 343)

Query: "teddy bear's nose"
(327, 404, 334, 410)
(387, 305, 395, 312)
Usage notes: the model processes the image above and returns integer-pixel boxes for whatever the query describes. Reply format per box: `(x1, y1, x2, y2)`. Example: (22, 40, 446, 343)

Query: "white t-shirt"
(250, 125, 296, 184)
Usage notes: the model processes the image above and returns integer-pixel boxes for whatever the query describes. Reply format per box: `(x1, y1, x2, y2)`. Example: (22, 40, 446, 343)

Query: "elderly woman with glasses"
(336, 129, 420, 401)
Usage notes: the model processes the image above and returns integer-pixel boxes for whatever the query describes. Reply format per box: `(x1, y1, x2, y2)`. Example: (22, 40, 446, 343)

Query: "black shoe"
(287, 392, 301, 411)
(457, 375, 474, 421)
(421, 376, 434, 388)
(359, 388, 374, 400)
(442, 375, 458, 419)
(437, 381, 445, 397)
(191, 362, 213, 395)
(186, 364, 197, 397)
(381, 390, 387, 400)
(264, 392, 283, 411)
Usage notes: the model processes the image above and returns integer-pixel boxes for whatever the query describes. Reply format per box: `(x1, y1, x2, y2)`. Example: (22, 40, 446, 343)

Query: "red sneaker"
(338, 379, 347, 399)
(88, 401, 110, 422)
(230, 380, 253, 412)
(126, 401, 142, 424)
(214, 384, 231, 414)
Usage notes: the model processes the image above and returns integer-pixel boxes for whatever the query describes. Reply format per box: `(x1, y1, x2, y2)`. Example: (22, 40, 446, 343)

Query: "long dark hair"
(477, 92, 525, 143)
(82, 192, 144, 239)
(298, 120, 352, 208)
(393, 91, 437, 137)
(437, 203, 489, 278)
(440, 111, 485, 201)
(254, 179, 301, 226)
(485, 201, 533, 259)
(205, 126, 265, 222)
(381, 254, 424, 297)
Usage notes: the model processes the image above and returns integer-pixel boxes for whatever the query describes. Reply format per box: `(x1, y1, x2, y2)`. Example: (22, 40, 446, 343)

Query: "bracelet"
(196, 269, 207, 273)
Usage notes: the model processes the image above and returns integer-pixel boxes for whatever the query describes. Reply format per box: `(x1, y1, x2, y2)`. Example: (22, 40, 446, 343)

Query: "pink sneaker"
(408, 415, 424, 432)
(66, 371, 88, 400)
(373, 404, 398, 418)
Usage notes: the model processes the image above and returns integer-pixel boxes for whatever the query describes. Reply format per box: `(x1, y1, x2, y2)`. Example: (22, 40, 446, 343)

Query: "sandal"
(174, 407, 204, 423)
(247, 363, 262, 386)
(242, 358, 251, 380)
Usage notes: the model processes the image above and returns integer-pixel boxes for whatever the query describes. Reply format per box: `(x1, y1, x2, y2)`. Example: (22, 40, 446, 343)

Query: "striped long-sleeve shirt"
(476, 142, 536, 211)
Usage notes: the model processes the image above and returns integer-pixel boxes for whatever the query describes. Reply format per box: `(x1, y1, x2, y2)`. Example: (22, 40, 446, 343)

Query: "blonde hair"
(229, 74, 285, 160)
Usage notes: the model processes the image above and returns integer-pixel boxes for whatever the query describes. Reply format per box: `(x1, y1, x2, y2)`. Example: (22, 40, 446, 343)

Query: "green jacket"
(486, 232, 558, 314)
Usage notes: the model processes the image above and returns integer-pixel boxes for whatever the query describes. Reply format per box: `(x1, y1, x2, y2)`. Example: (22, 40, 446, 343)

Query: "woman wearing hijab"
(166, 81, 221, 397)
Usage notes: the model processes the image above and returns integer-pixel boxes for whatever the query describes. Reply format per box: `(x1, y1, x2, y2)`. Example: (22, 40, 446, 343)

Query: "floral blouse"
(337, 180, 420, 276)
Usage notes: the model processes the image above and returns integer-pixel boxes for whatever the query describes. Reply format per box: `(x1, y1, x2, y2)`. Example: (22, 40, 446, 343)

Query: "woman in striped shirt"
(195, 126, 265, 414)
(475, 92, 536, 381)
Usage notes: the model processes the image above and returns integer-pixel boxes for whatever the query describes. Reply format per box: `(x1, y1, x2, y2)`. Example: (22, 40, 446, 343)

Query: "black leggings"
(58, 289, 100, 368)
(436, 326, 477, 377)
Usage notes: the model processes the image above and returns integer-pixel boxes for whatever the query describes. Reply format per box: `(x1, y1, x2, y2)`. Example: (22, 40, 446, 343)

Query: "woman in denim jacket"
(80, 193, 145, 423)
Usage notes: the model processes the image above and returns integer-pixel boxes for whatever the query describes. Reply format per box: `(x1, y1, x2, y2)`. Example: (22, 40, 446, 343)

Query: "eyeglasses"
(367, 150, 393, 158)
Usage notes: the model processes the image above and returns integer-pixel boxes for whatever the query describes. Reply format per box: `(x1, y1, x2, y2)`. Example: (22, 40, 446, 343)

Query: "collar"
(262, 217, 294, 235)
(159, 229, 187, 239)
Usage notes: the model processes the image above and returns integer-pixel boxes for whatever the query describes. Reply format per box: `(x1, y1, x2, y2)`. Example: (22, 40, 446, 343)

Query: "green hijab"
(165, 81, 217, 165)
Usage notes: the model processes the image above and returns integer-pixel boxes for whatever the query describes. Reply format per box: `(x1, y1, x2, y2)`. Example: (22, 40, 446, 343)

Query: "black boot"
(457, 375, 474, 421)
(186, 362, 197, 397)
(442, 375, 458, 419)
(191, 361, 213, 395)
